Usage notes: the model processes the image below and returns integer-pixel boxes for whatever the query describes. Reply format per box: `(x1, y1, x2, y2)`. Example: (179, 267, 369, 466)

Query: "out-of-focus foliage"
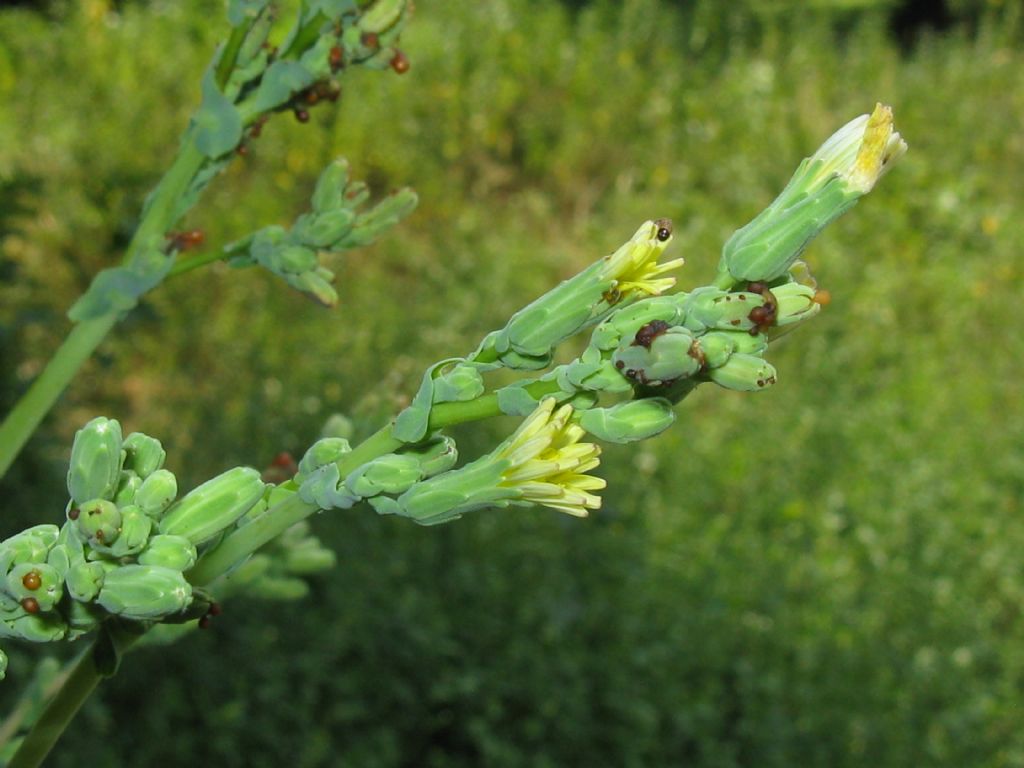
(1, 0, 1023, 765)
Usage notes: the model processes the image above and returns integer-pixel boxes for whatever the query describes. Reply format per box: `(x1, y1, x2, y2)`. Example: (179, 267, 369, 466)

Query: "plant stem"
(0, 316, 117, 479)
(0, 141, 207, 482)
(5, 650, 101, 768)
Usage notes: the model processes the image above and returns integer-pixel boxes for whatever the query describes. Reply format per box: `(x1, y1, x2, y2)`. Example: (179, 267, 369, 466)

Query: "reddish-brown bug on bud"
(329, 45, 344, 71)
(21, 597, 40, 614)
(390, 50, 410, 74)
(22, 571, 42, 591)
(169, 230, 205, 251)
(295, 109, 310, 123)
(361, 32, 380, 49)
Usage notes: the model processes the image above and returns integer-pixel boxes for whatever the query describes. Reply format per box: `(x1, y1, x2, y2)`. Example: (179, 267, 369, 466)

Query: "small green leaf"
(193, 68, 243, 158)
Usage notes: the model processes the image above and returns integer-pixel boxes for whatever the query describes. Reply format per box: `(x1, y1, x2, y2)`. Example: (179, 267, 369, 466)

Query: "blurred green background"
(1, 0, 1023, 765)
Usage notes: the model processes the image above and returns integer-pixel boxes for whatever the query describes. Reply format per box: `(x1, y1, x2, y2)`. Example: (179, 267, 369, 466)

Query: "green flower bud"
(67, 417, 123, 505)
(121, 432, 166, 479)
(299, 463, 360, 510)
(298, 437, 352, 476)
(338, 188, 418, 249)
(320, 413, 354, 440)
(74, 499, 122, 549)
(96, 565, 192, 621)
(681, 287, 762, 334)
(137, 535, 198, 572)
(135, 469, 179, 520)
(293, 209, 357, 248)
(6, 563, 63, 611)
(358, 0, 406, 34)
(719, 104, 906, 283)
(287, 266, 338, 307)
(707, 353, 778, 392)
(282, 543, 336, 575)
(345, 454, 425, 498)
(311, 159, 350, 213)
(250, 576, 309, 601)
(697, 330, 768, 370)
(113, 470, 142, 506)
(405, 436, 459, 478)
(578, 398, 676, 444)
(273, 244, 320, 275)
(46, 541, 71, 579)
(612, 326, 701, 388)
(65, 561, 106, 602)
(0, 648, 6, 680)
(1, 525, 59, 573)
(433, 363, 485, 403)
(5, 612, 67, 643)
(772, 281, 822, 327)
(593, 296, 683, 351)
(159, 467, 266, 545)
(107, 506, 153, 558)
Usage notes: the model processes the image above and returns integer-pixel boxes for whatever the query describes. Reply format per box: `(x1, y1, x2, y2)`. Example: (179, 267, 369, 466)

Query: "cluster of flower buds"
(228, 158, 417, 305)
(0, 418, 269, 679)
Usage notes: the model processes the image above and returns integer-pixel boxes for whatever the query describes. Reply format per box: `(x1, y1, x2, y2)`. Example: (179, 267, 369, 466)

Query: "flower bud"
(298, 438, 352, 477)
(772, 281, 822, 327)
(578, 398, 676, 444)
(719, 104, 906, 283)
(5, 612, 67, 643)
(707, 353, 778, 392)
(137, 535, 198, 572)
(293, 209, 357, 248)
(121, 432, 166, 479)
(0, 525, 60, 573)
(612, 326, 701, 388)
(697, 331, 768, 370)
(135, 469, 179, 520)
(65, 561, 106, 602)
(107, 506, 153, 558)
(67, 417, 123, 505)
(681, 287, 762, 334)
(6, 563, 63, 611)
(345, 454, 425, 498)
(311, 158, 350, 213)
(96, 565, 192, 621)
(75, 499, 122, 549)
(113, 470, 142, 506)
(159, 467, 266, 545)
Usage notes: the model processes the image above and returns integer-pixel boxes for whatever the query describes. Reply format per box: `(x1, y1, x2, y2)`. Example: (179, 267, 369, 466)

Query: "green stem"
(0, 141, 207, 482)
(0, 316, 116, 479)
(5, 650, 101, 768)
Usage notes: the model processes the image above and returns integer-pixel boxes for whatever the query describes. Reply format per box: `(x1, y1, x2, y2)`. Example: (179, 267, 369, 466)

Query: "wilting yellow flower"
(497, 398, 605, 517)
(598, 220, 685, 300)
(806, 103, 908, 194)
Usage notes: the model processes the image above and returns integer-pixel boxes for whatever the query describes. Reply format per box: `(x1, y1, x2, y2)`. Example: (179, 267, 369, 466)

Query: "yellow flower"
(807, 103, 908, 195)
(598, 220, 685, 300)
(497, 398, 606, 517)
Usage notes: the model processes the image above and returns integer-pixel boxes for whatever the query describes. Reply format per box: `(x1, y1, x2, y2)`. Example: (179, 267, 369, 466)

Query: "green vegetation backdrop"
(1, 0, 1023, 765)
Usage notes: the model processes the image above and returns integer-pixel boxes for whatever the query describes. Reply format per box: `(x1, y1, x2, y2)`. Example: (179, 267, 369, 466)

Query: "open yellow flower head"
(598, 220, 685, 300)
(497, 398, 606, 517)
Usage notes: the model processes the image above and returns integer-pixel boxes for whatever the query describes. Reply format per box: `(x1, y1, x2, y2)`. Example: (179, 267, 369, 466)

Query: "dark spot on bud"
(748, 304, 776, 331)
(747, 281, 766, 295)
(68, 508, 80, 520)
(361, 32, 380, 49)
(738, 294, 747, 301)
(305, 90, 320, 105)
(654, 218, 673, 242)
(295, 109, 310, 123)
(688, 339, 706, 370)
(95, 530, 104, 541)
(22, 571, 42, 590)
(603, 287, 622, 305)
(390, 49, 410, 74)
(730, 319, 740, 326)
(329, 45, 344, 71)
(21, 597, 40, 614)
(88, 507, 101, 516)
(757, 379, 765, 387)
(633, 320, 671, 349)
(615, 360, 625, 370)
